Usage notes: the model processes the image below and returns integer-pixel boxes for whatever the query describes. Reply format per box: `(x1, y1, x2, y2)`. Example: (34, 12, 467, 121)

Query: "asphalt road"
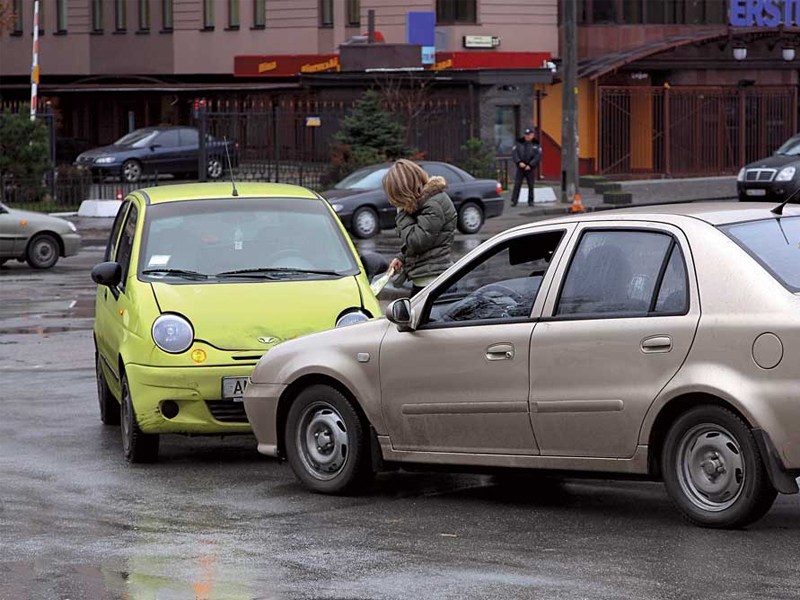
(2, 208, 800, 599)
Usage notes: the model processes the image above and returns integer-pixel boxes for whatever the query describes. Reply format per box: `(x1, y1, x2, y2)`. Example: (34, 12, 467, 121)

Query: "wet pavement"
(2, 210, 800, 599)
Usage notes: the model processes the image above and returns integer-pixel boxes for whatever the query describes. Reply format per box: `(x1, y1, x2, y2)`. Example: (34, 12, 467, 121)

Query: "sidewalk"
(507, 175, 737, 217)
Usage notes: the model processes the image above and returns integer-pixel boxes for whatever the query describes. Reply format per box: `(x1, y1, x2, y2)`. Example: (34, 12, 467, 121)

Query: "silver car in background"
(245, 202, 800, 528)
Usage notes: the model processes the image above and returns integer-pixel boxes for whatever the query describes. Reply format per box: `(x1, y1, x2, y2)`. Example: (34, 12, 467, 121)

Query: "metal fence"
(599, 86, 798, 178)
(195, 98, 472, 182)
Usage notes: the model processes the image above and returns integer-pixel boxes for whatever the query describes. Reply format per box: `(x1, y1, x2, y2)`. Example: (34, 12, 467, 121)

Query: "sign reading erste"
(730, 0, 800, 26)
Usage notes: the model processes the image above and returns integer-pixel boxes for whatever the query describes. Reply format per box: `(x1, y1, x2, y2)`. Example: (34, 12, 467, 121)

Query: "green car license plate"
(221, 376, 249, 402)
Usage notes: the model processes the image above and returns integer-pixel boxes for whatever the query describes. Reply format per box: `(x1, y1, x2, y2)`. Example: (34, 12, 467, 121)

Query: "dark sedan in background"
(74, 126, 237, 183)
(323, 161, 505, 238)
(737, 134, 800, 202)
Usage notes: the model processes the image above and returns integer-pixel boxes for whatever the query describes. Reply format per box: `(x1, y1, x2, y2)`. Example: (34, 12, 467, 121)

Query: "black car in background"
(322, 161, 505, 238)
(737, 134, 800, 202)
(74, 126, 237, 183)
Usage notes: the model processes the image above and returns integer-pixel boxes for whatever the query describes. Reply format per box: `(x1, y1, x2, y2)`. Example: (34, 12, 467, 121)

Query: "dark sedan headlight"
(336, 309, 370, 327)
(95, 156, 117, 164)
(776, 166, 796, 182)
(737, 168, 745, 182)
(331, 203, 345, 213)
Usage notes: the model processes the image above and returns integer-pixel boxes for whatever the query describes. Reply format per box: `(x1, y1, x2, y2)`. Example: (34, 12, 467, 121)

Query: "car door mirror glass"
(150, 144, 162, 151)
(92, 262, 122, 288)
(387, 298, 413, 331)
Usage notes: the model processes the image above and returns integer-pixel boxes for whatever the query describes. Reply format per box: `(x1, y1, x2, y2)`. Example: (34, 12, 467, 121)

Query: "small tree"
(326, 90, 414, 183)
(458, 137, 497, 179)
(0, 106, 52, 201)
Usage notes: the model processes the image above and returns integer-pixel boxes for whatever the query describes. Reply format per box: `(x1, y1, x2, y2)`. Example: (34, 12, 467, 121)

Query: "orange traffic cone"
(570, 192, 585, 213)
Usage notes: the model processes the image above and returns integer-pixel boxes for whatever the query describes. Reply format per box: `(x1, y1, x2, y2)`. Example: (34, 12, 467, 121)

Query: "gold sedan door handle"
(641, 335, 673, 354)
(486, 343, 515, 361)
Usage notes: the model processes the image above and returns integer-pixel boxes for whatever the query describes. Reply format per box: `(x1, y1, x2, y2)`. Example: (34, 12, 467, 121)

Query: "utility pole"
(30, 0, 40, 121)
(560, 0, 579, 204)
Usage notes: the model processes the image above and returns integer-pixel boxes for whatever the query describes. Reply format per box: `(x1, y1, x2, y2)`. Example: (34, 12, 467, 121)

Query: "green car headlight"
(152, 314, 194, 354)
(335, 309, 370, 328)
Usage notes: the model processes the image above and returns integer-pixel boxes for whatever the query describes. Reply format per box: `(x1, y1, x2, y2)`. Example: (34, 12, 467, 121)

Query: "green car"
(0, 202, 81, 269)
(91, 182, 383, 463)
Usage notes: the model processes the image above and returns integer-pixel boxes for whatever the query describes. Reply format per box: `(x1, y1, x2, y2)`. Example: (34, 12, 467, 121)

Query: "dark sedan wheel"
(96, 353, 120, 426)
(457, 201, 484, 234)
(121, 374, 160, 463)
(208, 158, 224, 180)
(351, 206, 380, 239)
(122, 159, 142, 183)
(26, 233, 59, 269)
(662, 405, 777, 528)
(285, 385, 373, 494)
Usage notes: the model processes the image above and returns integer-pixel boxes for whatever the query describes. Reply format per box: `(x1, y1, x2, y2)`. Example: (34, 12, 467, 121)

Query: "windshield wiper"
(142, 268, 209, 280)
(216, 267, 344, 278)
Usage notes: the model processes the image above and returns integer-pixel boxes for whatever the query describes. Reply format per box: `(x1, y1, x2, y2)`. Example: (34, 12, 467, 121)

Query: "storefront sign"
(730, 0, 800, 27)
(432, 52, 551, 71)
(463, 35, 500, 49)
(234, 54, 339, 77)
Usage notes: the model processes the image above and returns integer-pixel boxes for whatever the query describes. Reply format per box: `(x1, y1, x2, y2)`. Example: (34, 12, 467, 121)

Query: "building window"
(162, 0, 173, 30)
(203, 0, 214, 28)
(253, 0, 265, 28)
(56, 0, 68, 32)
(139, 0, 150, 30)
(495, 106, 519, 155)
(436, 0, 477, 24)
(346, 0, 360, 26)
(579, 0, 729, 25)
(115, 0, 127, 31)
(11, 0, 22, 34)
(320, 0, 333, 27)
(38, 0, 46, 33)
(92, 0, 103, 32)
(228, 0, 240, 28)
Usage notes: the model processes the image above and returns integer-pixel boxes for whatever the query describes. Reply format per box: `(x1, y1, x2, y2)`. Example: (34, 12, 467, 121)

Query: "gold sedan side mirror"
(386, 298, 414, 332)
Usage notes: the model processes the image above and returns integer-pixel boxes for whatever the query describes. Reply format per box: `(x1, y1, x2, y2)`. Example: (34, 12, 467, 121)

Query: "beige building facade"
(0, 0, 558, 77)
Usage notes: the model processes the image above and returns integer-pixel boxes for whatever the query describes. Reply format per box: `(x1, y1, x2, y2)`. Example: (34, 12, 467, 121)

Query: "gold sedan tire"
(662, 406, 777, 529)
(285, 385, 373, 494)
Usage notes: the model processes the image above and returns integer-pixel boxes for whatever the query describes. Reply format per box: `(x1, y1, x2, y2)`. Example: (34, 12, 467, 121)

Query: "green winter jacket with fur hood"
(395, 176, 458, 283)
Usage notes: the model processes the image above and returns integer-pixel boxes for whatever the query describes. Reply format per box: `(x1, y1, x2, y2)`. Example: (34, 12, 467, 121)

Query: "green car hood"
(150, 277, 363, 351)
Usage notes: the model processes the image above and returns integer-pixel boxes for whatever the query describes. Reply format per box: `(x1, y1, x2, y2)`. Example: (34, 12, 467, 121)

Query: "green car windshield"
(138, 197, 359, 281)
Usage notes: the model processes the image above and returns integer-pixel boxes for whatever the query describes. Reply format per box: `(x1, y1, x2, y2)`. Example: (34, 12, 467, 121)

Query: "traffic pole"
(560, 0, 579, 205)
(30, 0, 40, 121)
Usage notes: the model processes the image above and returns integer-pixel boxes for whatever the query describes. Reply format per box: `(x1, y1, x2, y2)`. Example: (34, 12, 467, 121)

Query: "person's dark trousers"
(511, 168, 536, 206)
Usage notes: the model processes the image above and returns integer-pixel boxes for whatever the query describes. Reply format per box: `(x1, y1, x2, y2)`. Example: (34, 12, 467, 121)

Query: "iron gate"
(599, 86, 798, 177)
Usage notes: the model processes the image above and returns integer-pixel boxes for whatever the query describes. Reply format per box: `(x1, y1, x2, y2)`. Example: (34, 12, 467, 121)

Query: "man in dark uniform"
(511, 128, 543, 207)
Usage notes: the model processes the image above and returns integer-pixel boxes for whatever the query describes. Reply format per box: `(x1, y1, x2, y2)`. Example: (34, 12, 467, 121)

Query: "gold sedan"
(245, 202, 800, 528)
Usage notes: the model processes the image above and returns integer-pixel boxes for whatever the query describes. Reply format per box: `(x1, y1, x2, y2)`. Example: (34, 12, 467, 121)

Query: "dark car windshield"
(138, 198, 358, 282)
(722, 216, 800, 291)
(775, 136, 800, 156)
(334, 166, 390, 190)
(114, 129, 158, 148)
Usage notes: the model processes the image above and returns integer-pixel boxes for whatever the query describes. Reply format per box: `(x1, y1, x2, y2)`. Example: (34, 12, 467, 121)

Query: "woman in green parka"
(384, 159, 458, 297)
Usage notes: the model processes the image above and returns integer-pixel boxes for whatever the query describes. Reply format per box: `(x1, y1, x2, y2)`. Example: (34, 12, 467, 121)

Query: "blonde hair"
(382, 159, 429, 213)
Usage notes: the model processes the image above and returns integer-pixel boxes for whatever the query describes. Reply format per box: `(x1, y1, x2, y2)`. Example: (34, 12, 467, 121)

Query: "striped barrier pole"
(30, 0, 40, 120)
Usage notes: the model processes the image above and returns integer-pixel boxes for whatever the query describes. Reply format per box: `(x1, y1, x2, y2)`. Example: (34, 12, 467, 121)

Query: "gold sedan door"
(380, 228, 572, 455)
(529, 223, 700, 458)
